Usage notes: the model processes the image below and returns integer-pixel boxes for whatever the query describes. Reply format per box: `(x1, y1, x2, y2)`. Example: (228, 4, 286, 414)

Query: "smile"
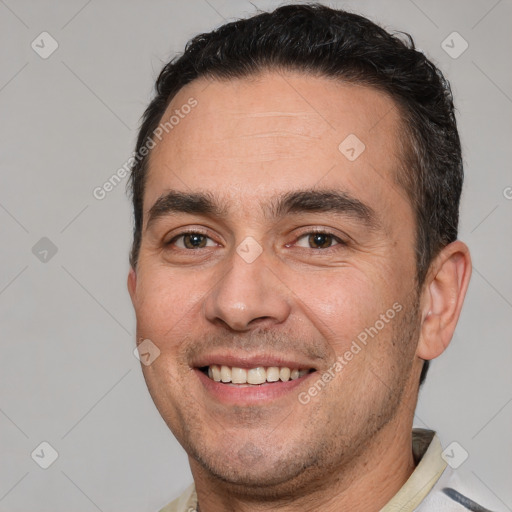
(201, 365, 313, 385)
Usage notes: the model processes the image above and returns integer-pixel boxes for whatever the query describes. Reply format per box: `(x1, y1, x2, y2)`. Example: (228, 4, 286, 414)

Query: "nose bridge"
(203, 242, 291, 330)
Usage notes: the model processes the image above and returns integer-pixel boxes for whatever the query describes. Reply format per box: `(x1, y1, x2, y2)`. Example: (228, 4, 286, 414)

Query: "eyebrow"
(145, 188, 379, 231)
(146, 190, 229, 231)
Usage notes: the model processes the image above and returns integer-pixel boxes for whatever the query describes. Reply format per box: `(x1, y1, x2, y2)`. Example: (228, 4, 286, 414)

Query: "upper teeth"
(207, 365, 308, 384)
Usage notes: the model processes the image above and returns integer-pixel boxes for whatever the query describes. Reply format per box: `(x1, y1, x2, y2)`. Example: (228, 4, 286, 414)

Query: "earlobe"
(416, 241, 472, 361)
(127, 267, 137, 304)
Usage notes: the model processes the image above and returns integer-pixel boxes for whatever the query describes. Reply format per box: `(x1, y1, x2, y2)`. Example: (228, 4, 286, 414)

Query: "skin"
(127, 70, 472, 511)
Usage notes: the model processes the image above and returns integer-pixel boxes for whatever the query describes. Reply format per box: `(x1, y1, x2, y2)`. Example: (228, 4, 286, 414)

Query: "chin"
(188, 436, 324, 495)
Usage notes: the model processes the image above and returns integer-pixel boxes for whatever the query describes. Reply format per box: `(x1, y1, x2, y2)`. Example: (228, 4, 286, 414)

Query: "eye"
(169, 232, 217, 249)
(294, 232, 344, 249)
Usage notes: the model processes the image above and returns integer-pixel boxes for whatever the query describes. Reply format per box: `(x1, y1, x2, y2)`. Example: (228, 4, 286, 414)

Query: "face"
(128, 71, 423, 491)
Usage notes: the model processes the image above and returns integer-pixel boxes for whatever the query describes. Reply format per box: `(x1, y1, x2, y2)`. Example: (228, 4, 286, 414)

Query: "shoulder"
(158, 484, 197, 512)
(417, 466, 503, 511)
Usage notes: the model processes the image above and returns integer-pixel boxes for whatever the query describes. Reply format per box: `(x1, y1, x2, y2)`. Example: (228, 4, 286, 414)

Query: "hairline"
(134, 68, 425, 281)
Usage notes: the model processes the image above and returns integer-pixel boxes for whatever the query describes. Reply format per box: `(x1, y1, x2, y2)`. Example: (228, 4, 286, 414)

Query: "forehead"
(144, 71, 406, 220)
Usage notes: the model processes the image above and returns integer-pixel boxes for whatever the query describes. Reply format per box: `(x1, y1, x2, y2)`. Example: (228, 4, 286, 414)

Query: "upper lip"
(191, 352, 319, 371)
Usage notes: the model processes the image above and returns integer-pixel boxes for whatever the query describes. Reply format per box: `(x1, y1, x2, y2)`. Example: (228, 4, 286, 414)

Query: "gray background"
(0, 0, 510, 511)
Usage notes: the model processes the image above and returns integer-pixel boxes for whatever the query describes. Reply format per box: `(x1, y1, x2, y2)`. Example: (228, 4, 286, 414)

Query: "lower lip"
(194, 368, 315, 405)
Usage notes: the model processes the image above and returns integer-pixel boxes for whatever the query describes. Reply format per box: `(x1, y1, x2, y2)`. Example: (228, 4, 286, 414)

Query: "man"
(126, 4, 491, 511)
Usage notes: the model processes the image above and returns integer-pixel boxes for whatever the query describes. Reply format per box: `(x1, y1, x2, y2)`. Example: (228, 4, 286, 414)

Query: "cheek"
(134, 266, 209, 344)
(289, 267, 400, 354)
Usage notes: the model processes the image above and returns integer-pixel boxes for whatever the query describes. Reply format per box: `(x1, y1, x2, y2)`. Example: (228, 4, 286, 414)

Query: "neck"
(191, 410, 417, 512)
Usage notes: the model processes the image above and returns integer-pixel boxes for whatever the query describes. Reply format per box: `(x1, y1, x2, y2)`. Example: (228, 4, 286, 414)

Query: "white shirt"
(159, 429, 499, 511)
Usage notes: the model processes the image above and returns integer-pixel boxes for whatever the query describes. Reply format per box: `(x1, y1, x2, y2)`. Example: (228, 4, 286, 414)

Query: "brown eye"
(308, 233, 333, 249)
(295, 232, 341, 249)
(183, 234, 207, 249)
(170, 233, 215, 249)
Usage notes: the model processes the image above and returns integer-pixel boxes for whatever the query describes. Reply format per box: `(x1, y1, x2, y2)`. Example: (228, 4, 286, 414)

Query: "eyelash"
(166, 229, 347, 251)
(292, 229, 348, 251)
(167, 229, 216, 249)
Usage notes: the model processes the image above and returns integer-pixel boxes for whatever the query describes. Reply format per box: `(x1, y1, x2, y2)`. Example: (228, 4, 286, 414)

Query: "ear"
(127, 266, 137, 306)
(416, 241, 472, 361)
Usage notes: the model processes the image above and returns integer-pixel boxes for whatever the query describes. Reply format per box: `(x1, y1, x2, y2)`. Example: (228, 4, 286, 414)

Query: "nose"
(203, 246, 292, 331)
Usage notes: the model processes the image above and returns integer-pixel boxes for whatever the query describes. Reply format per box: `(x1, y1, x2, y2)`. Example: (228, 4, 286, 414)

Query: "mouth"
(192, 354, 319, 404)
(199, 365, 315, 386)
